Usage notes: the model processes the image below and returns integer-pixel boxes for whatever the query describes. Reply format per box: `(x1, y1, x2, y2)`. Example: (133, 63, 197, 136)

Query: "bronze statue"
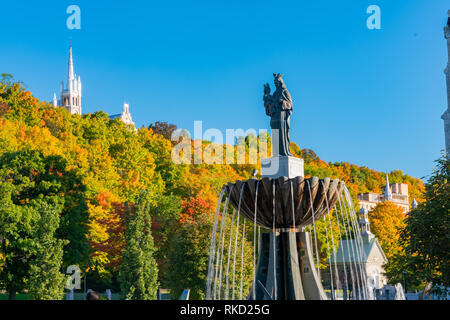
(263, 73, 293, 156)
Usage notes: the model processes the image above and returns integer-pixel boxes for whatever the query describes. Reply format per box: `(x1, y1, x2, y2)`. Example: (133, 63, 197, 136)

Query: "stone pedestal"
(261, 156, 304, 179)
(249, 232, 327, 300)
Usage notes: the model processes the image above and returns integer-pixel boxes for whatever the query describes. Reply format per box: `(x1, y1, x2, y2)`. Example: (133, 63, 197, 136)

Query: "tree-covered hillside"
(0, 75, 424, 297)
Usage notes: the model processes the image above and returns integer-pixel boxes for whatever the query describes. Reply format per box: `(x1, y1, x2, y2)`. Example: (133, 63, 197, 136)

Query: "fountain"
(206, 74, 370, 300)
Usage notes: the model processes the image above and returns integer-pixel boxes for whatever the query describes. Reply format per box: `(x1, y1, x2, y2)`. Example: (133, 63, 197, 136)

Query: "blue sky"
(0, 0, 448, 179)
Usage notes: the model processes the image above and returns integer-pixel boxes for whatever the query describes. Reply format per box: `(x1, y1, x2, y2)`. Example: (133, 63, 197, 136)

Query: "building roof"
(328, 233, 387, 264)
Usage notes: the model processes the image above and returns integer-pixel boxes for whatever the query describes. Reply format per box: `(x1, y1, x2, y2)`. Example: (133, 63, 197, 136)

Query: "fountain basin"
(225, 176, 345, 229)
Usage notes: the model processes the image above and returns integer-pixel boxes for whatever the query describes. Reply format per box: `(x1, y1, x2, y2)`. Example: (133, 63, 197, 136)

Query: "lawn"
(0, 294, 29, 300)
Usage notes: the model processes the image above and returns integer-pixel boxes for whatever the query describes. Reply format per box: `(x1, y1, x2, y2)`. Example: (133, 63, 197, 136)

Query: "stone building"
(442, 11, 450, 157)
(109, 102, 136, 129)
(323, 207, 388, 298)
(357, 174, 410, 213)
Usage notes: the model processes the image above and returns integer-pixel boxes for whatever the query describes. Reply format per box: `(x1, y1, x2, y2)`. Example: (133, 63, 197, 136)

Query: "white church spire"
(384, 174, 392, 201)
(52, 93, 57, 107)
(60, 45, 82, 115)
(68, 46, 74, 84)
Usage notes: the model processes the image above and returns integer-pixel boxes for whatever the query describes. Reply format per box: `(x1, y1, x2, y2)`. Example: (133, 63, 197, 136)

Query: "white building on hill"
(52, 46, 134, 128)
(109, 102, 135, 128)
(323, 207, 388, 298)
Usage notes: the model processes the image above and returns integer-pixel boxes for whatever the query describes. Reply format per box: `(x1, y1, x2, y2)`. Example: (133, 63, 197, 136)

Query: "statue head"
(273, 73, 284, 88)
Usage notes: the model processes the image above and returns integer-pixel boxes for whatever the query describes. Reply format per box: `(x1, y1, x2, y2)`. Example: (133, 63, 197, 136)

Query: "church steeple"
(52, 93, 57, 107)
(384, 174, 392, 201)
(60, 45, 82, 115)
(442, 11, 450, 157)
(68, 46, 74, 86)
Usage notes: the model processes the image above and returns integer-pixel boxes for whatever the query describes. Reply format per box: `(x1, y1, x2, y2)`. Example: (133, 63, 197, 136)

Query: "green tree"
(0, 184, 38, 299)
(119, 190, 159, 300)
(28, 200, 67, 300)
(0, 150, 89, 267)
(165, 213, 214, 300)
(149, 194, 181, 284)
(0, 151, 85, 299)
(388, 156, 449, 295)
(384, 251, 423, 292)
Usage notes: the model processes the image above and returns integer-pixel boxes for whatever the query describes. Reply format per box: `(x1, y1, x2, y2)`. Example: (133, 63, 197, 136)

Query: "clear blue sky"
(0, 0, 448, 179)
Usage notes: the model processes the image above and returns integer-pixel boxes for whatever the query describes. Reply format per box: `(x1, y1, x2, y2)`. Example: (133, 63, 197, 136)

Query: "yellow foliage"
(369, 201, 406, 259)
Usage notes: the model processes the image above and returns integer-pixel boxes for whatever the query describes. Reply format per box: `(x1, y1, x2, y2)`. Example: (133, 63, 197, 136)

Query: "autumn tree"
(149, 121, 178, 142)
(119, 190, 159, 300)
(369, 201, 406, 259)
(0, 74, 44, 127)
(180, 195, 215, 224)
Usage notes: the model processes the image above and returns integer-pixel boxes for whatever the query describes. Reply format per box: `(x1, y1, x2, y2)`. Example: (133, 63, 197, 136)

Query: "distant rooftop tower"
(384, 174, 393, 201)
(358, 208, 371, 236)
(108, 101, 135, 129)
(60, 46, 82, 115)
(121, 102, 135, 128)
(442, 10, 450, 157)
(52, 93, 57, 107)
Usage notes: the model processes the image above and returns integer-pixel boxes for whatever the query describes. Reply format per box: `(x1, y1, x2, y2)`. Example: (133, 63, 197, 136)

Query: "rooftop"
(328, 233, 387, 264)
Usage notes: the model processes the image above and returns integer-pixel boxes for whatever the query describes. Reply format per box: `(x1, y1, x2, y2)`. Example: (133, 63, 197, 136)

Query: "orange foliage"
(88, 190, 127, 274)
(180, 195, 216, 224)
(369, 201, 406, 259)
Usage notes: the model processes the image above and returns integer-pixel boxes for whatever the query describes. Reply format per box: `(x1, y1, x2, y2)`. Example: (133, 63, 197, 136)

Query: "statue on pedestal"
(263, 73, 293, 156)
